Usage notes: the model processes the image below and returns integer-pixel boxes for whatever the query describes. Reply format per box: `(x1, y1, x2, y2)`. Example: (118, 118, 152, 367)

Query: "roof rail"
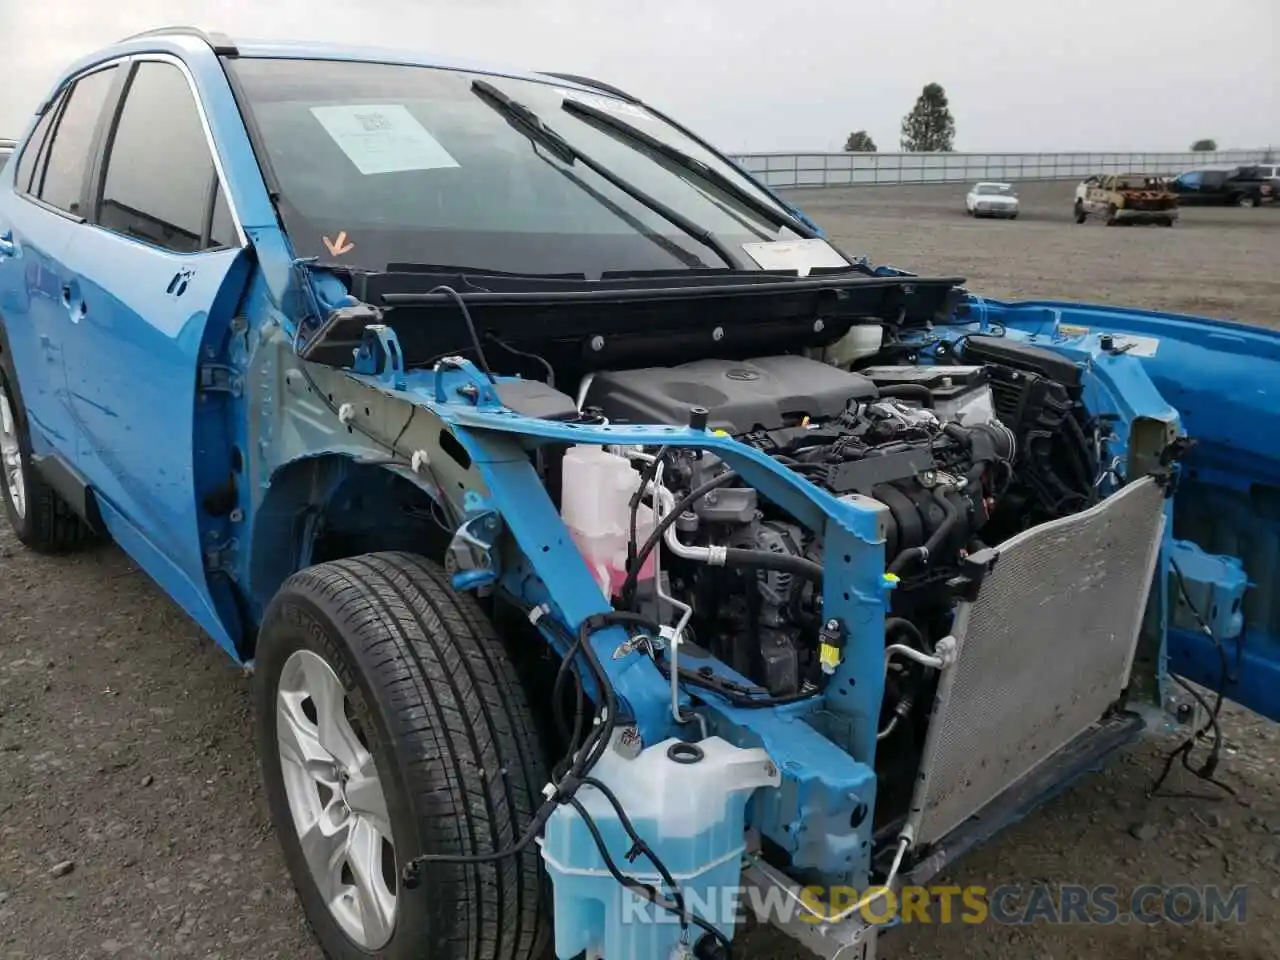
(116, 26, 238, 56)
(540, 72, 638, 102)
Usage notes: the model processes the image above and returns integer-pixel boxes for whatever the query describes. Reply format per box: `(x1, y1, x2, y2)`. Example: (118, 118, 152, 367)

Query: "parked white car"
(965, 181, 1019, 218)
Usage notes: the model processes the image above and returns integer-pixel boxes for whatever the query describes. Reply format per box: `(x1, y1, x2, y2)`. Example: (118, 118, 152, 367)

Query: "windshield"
(974, 184, 1012, 196)
(230, 58, 802, 277)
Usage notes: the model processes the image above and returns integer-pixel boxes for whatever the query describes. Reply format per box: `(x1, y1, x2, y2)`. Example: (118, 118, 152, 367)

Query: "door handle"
(0, 231, 15, 258)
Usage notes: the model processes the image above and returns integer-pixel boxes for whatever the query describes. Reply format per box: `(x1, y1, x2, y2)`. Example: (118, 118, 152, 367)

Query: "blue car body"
(0, 28, 1277, 960)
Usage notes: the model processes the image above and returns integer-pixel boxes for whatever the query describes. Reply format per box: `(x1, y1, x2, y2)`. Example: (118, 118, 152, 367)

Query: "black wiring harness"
(1149, 558, 1240, 801)
(400, 606, 735, 956)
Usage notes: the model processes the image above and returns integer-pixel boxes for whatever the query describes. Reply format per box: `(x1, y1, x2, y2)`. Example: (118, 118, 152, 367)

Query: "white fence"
(730, 149, 1274, 189)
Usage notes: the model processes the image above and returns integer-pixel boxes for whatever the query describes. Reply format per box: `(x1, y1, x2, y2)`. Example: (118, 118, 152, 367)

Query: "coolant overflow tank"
(541, 734, 781, 960)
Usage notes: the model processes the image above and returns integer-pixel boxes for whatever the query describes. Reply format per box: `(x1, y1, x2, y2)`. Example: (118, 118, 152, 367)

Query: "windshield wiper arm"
(470, 79, 740, 269)
(561, 97, 815, 238)
(472, 79, 578, 165)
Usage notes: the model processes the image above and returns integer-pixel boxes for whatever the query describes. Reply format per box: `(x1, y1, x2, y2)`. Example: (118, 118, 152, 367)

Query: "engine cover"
(582, 355, 877, 434)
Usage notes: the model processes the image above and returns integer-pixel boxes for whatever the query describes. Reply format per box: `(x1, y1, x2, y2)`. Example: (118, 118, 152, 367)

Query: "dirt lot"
(788, 179, 1280, 328)
(2, 180, 1279, 960)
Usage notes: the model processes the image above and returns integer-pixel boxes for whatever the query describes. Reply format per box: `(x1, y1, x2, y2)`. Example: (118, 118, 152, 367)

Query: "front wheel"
(1074, 201, 1087, 224)
(256, 552, 551, 960)
(1105, 204, 1120, 226)
(1236, 194, 1258, 208)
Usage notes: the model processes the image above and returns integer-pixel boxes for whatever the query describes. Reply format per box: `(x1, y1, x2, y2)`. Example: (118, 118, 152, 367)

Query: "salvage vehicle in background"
(1, 27, 1277, 960)
(1074, 172, 1178, 226)
(1168, 165, 1274, 207)
(1073, 173, 1100, 205)
(964, 180, 1019, 218)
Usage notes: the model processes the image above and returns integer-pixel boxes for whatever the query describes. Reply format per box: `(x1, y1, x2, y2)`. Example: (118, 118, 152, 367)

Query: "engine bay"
(559, 332, 1107, 827)
(295, 259, 1241, 959)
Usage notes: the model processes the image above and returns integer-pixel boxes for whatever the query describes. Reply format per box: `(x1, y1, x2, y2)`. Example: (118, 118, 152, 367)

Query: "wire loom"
(400, 607, 737, 956)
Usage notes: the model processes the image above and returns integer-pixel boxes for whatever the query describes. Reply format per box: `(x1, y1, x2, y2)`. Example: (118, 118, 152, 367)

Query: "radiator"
(906, 476, 1167, 846)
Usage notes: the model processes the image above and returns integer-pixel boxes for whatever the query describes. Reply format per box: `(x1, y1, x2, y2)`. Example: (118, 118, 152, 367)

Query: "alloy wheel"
(276, 649, 397, 949)
(0, 384, 27, 520)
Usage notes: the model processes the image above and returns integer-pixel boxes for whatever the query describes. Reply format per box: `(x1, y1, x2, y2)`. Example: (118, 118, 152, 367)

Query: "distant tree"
(900, 83, 956, 152)
(1190, 138, 1217, 152)
(844, 130, 877, 152)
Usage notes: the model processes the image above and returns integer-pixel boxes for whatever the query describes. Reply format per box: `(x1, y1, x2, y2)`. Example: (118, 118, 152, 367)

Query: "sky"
(1, 0, 1275, 155)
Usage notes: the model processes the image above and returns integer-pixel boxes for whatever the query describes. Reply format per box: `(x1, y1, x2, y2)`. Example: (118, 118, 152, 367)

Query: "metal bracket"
(741, 857, 880, 960)
(432, 356, 503, 408)
(198, 363, 242, 397)
(351, 323, 406, 391)
(444, 501, 503, 592)
(203, 536, 241, 579)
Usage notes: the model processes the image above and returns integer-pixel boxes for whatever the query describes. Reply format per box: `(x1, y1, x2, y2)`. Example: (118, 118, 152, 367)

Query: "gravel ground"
(785, 180, 1280, 329)
(2, 180, 1279, 960)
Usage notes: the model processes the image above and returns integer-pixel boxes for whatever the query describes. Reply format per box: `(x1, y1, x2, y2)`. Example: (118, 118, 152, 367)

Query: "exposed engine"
(574, 340, 1103, 811)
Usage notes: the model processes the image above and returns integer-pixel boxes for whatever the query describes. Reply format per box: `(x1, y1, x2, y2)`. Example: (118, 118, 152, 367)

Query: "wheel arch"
(244, 452, 453, 651)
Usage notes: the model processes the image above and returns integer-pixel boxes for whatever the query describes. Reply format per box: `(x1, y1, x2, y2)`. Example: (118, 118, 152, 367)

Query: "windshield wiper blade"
(472, 79, 578, 165)
(470, 79, 740, 269)
(561, 97, 815, 238)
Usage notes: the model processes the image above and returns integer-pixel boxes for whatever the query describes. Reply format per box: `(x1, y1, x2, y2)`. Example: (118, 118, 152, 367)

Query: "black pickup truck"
(1168, 165, 1274, 207)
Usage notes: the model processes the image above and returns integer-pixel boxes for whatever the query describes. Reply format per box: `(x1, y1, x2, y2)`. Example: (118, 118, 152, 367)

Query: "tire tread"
(266, 552, 549, 960)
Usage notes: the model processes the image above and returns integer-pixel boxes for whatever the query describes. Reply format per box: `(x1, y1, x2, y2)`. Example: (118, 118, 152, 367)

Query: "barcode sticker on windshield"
(310, 104, 460, 175)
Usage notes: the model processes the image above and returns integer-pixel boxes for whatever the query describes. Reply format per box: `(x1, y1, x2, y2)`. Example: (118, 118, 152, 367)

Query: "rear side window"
(14, 104, 61, 194)
(36, 67, 117, 215)
(98, 61, 228, 253)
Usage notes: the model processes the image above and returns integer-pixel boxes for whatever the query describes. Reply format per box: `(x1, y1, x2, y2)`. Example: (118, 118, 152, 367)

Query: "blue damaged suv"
(2, 26, 1279, 960)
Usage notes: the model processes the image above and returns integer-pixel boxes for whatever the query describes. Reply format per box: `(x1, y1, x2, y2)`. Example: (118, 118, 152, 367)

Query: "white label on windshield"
(740, 238, 849, 276)
(556, 88, 654, 122)
(310, 104, 460, 175)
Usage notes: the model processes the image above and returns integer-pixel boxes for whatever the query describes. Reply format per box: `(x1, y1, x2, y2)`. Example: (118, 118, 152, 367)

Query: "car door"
(0, 65, 120, 460)
(1083, 179, 1108, 214)
(57, 55, 250, 632)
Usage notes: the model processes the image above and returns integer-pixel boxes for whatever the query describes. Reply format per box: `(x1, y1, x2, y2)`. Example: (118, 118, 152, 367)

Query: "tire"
(1105, 204, 1119, 226)
(256, 552, 551, 960)
(1161, 217, 1174, 227)
(1234, 194, 1255, 208)
(0, 365, 92, 553)
(1074, 201, 1087, 224)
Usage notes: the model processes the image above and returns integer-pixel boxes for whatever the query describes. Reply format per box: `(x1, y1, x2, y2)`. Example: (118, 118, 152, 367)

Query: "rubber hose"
(720, 547, 824, 584)
(886, 487, 962, 575)
(884, 615, 932, 653)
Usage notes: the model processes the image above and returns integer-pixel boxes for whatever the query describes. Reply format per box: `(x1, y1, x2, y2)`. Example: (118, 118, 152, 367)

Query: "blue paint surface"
(1, 31, 1278, 960)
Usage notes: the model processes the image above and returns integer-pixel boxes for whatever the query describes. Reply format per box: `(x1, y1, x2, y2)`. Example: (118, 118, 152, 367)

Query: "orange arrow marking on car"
(322, 231, 355, 257)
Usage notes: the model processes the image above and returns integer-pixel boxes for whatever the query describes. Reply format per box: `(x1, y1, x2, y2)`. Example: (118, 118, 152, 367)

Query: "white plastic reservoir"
(541, 734, 781, 960)
(560, 445, 655, 596)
